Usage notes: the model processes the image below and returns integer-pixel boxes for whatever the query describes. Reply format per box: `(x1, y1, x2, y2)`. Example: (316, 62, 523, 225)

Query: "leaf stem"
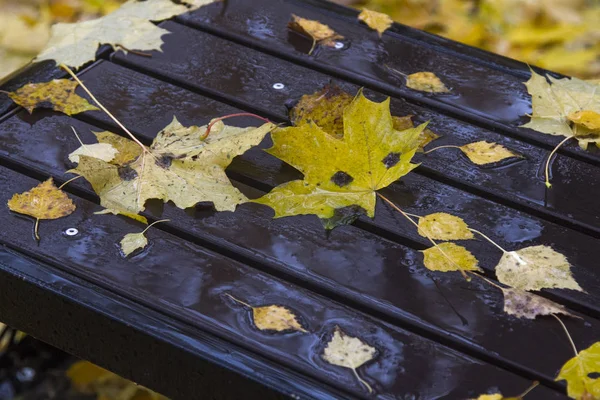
(469, 228, 508, 253)
(352, 368, 373, 394)
(140, 219, 170, 235)
(58, 175, 82, 190)
(70, 126, 90, 153)
(308, 39, 317, 56)
(551, 314, 578, 356)
(202, 113, 272, 140)
(384, 64, 407, 77)
(34, 218, 40, 241)
(423, 145, 461, 154)
(544, 136, 572, 188)
(59, 64, 147, 152)
(377, 193, 468, 279)
(224, 293, 253, 308)
(517, 381, 539, 399)
(0, 90, 10, 95)
(403, 211, 421, 219)
(468, 271, 504, 290)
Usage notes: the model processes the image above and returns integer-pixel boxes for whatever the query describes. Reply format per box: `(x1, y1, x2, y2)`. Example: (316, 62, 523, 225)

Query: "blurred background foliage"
(339, 0, 600, 78)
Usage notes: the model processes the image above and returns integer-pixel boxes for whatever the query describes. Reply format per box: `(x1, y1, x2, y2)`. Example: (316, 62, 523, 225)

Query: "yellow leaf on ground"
(421, 242, 480, 272)
(69, 143, 117, 163)
(495, 245, 583, 292)
(255, 91, 425, 226)
(120, 232, 148, 256)
(470, 394, 503, 400)
(406, 72, 450, 93)
(392, 115, 440, 151)
(35, 0, 217, 68)
(288, 14, 344, 53)
(568, 110, 600, 131)
(322, 326, 376, 393)
(7, 79, 98, 115)
(417, 212, 474, 241)
(358, 8, 393, 36)
(501, 288, 575, 319)
(7, 178, 76, 240)
(556, 342, 600, 399)
(94, 130, 142, 166)
(459, 141, 521, 165)
(225, 294, 307, 333)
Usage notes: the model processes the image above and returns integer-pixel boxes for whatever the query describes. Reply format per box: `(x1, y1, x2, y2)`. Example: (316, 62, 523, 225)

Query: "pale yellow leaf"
(459, 141, 521, 165)
(94, 130, 142, 166)
(358, 8, 393, 37)
(568, 110, 600, 131)
(417, 212, 474, 241)
(501, 288, 575, 319)
(406, 72, 450, 93)
(421, 242, 481, 272)
(288, 14, 343, 53)
(69, 143, 117, 163)
(253, 305, 307, 333)
(120, 232, 148, 256)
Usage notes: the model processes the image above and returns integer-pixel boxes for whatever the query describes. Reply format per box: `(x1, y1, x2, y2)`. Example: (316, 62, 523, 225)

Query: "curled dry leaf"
(406, 72, 450, 93)
(522, 70, 600, 150)
(69, 143, 117, 163)
(255, 90, 425, 228)
(501, 288, 576, 319)
(495, 245, 583, 292)
(556, 342, 600, 400)
(358, 8, 393, 37)
(6, 79, 98, 115)
(421, 242, 480, 272)
(7, 178, 76, 240)
(288, 14, 344, 54)
(225, 294, 307, 333)
(322, 326, 376, 393)
(70, 117, 275, 217)
(35, 0, 217, 68)
(459, 141, 521, 165)
(417, 212, 474, 241)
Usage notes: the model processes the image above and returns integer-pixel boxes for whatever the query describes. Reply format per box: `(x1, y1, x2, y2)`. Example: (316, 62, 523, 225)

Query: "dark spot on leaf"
(118, 166, 137, 181)
(330, 171, 353, 187)
(156, 154, 173, 168)
(382, 152, 401, 168)
(589, 372, 600, 379)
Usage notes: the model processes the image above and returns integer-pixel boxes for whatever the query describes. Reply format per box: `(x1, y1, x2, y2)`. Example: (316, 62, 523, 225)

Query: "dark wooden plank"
(110, 24, 600, 237)
(177, 0, 600, 166)
(0, 166, 562, 400)
(0, 64, 597, 390)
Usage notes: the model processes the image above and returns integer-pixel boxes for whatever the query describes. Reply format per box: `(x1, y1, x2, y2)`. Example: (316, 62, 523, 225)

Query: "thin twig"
(224, 293, 253, 308)
(423, 145, 461, 155)
(551, 314, 578, 357)
(469, 229, 508, 253)
(352, 368, 373, 394)
(116, 44, 153, 57)
(201, 113, 272, 140)
(468, 272, 504, 290)
(517, 381, 539, 399)
(58, 175, 82, 190)
(140, 219, 170, 235)
(544, 136, 572, 188)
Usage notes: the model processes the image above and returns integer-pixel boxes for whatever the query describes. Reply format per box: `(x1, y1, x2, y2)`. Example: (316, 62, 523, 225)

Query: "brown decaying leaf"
(288, 14, 344, 54)
(501, 288, 576, 319)
(7, 178, 76, 240)
(406, 72, 450, 93)
(7, 79, 98, 115)
(225, 294, 307, 333)
(358, 8, 393, 37)
(459, 141, 521, 165)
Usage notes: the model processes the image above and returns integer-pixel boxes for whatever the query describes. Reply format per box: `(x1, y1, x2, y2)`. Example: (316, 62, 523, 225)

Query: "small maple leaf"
(417, 212, 474, 241)
(556, 342, 600, 399)
(5, 79, 98, 115)
(35, 0, 217, 68)
(255, 90, 426, 227)
(69, 117, 275, 217)
(7, 178, 76, 240)
(225, 294, 307, 333)
(495, 245, 582, 292)
(358, 8, 393, 37)
(522, 70, 600, 150)
(322, 326, 377, 393)
(288, 14, 344, 55)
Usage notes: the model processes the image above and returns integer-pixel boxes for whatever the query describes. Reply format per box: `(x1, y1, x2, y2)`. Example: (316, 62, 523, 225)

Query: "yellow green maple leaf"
(556, 342, 600, 399)
(69, 117, 275, 216)
(254, 90, 426, 226)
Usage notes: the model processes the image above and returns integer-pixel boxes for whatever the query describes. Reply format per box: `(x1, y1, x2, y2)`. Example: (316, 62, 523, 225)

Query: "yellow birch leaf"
(418, 212, 474, 240)
(69, 143, 117, 163)
(501, 288, 576, 319)
(255, 91, 425, 225)
(459, 141, 521, 165)
(94, 131, 142, 166)
(7, 79, 98, 115)
(406, 72, 450, 93)
(421, 242, 481, 272)
(225, 294, 307, 333)
(358, 8, 393, 37)
(120, 232, 148, 257)
(288, 14, 344, 53)
(556, 342, 600, 400)
(568, 110, 600, 131)
(322, 326, 376, 393)
(7, 178, 76, 240)
(495, 245, 583, 292)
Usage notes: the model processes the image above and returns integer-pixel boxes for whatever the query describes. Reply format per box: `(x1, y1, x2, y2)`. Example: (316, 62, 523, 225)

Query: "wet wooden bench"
(0, 0, 598, 398)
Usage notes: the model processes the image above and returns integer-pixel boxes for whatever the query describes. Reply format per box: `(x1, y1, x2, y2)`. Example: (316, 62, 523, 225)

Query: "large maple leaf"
(69, 117, 275, 216)
(254, 91, 425, 226)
